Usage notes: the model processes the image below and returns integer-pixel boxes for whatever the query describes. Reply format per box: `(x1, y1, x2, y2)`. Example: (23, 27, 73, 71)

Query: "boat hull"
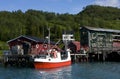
(34, 60, 71, 69)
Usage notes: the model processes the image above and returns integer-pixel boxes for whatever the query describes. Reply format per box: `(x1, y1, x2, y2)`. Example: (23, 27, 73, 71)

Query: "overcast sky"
(0, 0, 120, 14)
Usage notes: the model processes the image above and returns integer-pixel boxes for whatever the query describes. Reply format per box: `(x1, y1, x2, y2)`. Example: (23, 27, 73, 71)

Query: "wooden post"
(86, 53, 89, 62)
(74, 54, 76, 62)
(97, 52, 100, 61)
(103, 52, 106, 61)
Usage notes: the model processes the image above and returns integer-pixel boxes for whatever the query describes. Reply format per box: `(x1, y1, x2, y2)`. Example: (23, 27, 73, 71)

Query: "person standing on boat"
(51, 48, 57, 58)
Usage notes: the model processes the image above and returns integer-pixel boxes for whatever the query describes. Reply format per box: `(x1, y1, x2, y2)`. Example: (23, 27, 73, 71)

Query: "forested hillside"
(0, 5, 120, 42)
(76, 5, 120, 29)
(0, 9, 77, 41)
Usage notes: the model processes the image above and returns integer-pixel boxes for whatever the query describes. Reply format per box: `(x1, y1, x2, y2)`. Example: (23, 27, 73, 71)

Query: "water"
(0, 62, 120, 79)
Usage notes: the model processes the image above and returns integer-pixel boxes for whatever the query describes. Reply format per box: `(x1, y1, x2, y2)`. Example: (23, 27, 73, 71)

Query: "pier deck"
(3, 55, 34, 67)
(71, 53, 88, 62)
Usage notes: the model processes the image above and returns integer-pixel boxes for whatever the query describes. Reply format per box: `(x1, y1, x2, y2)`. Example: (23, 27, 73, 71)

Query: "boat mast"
(62, 32, 68, 51)
(48, 28, 50, 50)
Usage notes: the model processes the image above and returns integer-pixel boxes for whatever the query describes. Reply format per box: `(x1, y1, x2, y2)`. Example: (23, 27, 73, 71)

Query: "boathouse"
(3, 35, 60, 67)
(80, 26, 120, 52)
(7, 35, 56, 55)
(80, 26, 120, 61)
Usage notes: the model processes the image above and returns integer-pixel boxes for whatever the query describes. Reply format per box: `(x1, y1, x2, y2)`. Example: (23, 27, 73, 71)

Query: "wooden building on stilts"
(80, 26, 120, 62)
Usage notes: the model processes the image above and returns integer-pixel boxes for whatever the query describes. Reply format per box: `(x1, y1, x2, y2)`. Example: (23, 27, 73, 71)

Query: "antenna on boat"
(48, 27, 50, 50)
(45, 27, 51, 57)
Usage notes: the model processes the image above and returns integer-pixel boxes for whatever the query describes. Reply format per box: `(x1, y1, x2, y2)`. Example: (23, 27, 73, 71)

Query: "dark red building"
(7, 35, 57, 55)
(68, 41, 81, 53)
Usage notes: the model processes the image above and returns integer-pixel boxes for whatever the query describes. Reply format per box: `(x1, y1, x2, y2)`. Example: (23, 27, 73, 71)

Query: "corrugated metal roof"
(80, 26, 120, 33)
(7, 35, 42, 43)
(7, 35, 55, 44)
(23, 35, 45, 43)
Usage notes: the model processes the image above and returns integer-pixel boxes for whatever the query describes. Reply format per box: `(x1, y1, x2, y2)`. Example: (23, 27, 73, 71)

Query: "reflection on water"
(0, 62, 120, 79)
(35, 66, 72, 79)
(0, 65, 72, 79)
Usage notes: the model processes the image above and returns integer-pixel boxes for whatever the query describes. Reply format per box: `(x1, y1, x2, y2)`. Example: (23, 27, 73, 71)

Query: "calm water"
(0, 62, 120, 79)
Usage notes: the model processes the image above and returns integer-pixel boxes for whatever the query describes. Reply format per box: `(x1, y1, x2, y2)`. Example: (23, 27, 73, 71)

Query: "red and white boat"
(34, 28, 73, 69)
(34, 48, 71, 69)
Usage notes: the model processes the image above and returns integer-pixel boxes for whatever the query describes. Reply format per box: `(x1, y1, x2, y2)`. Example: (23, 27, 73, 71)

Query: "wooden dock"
(3, 55, 34, 67)
(71, 53, 88, 62)
(1, 51, 120, 68)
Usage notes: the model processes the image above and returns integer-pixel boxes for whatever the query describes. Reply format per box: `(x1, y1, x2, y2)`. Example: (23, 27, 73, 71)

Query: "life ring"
(36, 44, 39, 48)
(43, 44, 47, 49)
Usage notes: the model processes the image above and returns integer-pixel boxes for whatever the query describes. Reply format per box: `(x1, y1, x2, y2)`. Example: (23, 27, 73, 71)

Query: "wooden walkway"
(71, 53, 87, 56)
(3, 55, 34, 67)
(71, 53, 88, 62)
